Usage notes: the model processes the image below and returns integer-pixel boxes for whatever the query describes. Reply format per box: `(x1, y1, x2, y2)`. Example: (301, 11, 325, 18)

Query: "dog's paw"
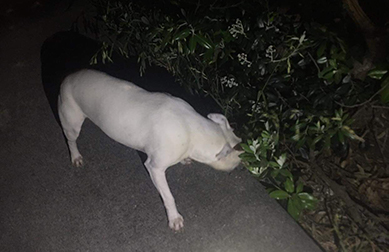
(72, 156, 84, 167)
(180, 158, 192, 165)
(169, 215, 184, 231)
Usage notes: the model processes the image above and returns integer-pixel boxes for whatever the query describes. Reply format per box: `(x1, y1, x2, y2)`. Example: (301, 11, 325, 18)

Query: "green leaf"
(298, 192, 316, 201)
(298, 193, 318, 210)
(291, 194, 304, 211)
(344, 118, 354, 126)
(312, 135, 323, 145)
(291, 134, 301, 141)
(241, 143, 254, 154)
(269, 161, 280, 168)
(221, 30, 233, 42)
(330, 45, 338, 56)
(380, 76, 389, 103)
(180, 8, 186, 17)
(204, 48, 215, 63)
(296, 181, 304, 194)
(316, 42, 327, 58)
(271, 169, 280, 178)
(342, 74, 351, 83)
(301, 200, 316, 210)
(189, 35, 197, 54)
(284, 178, 295, 193)
(341, 127, 354, 140)
(323, 69, 335, 81)
(141, 16, 150, 25)
(318, 66, 333, 78)
(287, 197, 301, 220)
(311, 135, 323, 148)
(324, 135, 331, 149)
(368, 69, 388, 80)
(177, 41, 183, 53)
(260, 159, 268, 168)
(173, 29, 190, 41)
(317, 57, 327, 64)
(239, 153, 258, 162)
(334, 71, 342, 84)
(296, 137, 306, 149)
(194, 34, 213, 49)
(261, 130, 271, 138)
(269, 190, 289, 200)
(276, 153, 287, 167)
(161, 31, 172, 48)
(274, 133, 279, 145)
(279, 169, 293, 180)
(329, 59, 337, 68)
(294, 122, 307, 131)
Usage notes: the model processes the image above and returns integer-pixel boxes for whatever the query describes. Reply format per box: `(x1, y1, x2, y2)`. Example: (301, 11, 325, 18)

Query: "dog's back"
(59, 69, 197, 158)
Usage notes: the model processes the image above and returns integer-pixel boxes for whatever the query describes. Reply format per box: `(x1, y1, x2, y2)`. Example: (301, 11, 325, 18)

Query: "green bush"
(91, 0, 387, 220)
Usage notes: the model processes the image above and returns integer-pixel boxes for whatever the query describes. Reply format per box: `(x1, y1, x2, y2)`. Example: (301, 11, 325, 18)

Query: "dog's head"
(207, 113, 243, 172)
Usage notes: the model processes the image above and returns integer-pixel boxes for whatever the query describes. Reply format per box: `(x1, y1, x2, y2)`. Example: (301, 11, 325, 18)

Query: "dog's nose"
(233, 143, 243, 151)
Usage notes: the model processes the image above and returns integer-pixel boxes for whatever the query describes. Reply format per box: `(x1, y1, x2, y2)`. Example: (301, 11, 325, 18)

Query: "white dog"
(58, 69, 243, 231)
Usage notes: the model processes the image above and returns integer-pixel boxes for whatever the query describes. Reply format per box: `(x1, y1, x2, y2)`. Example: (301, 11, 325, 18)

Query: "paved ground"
(0, 1, 323, 251)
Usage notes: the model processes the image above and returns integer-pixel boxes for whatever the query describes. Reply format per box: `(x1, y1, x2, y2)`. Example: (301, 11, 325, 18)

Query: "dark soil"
(297, 104, 389, 251)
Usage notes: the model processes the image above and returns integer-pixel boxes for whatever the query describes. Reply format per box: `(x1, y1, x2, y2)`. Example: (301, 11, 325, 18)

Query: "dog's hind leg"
(58, 95, 86, 167)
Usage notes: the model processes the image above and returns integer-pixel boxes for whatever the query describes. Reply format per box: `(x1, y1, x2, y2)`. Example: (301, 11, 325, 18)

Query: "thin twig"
(307, 52, 320, 74)
(336, 82, 389, 108)
(209, 1, 244, 10)
(274, 89, 291, 108)
(370, 124, 388, 167)
(256, 62, 281, 105)
(309, 151, 363, 225)
(372, 105, 389, 110)
(308, 152, 387, 227)
(383, 129, 388, 153)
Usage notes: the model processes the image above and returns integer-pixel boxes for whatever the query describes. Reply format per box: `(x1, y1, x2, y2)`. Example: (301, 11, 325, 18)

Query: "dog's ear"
(216, 144, 233, 160)
(208, 113, 242, 148)
(207, 113, 232, 130)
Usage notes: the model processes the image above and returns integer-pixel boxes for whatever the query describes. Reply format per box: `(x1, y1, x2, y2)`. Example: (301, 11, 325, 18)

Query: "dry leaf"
(358, 178, 389, 212)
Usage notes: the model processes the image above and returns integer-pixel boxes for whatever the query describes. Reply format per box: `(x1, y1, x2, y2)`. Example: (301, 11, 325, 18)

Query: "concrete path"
(0, 2, 322, 252)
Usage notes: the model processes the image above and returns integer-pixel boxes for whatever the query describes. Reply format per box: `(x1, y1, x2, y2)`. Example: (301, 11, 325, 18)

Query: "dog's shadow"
(40, 31, 220, 165)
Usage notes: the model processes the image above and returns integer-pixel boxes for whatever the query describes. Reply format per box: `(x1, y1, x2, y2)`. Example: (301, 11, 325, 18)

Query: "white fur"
(58, 69, 242, 231)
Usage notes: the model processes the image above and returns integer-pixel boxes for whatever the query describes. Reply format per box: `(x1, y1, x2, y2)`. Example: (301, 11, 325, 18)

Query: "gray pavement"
(0, 2, 322, 252)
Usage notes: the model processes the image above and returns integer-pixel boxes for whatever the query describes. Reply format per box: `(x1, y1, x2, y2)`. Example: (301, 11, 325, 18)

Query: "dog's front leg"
(144, 159, 184, 231)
